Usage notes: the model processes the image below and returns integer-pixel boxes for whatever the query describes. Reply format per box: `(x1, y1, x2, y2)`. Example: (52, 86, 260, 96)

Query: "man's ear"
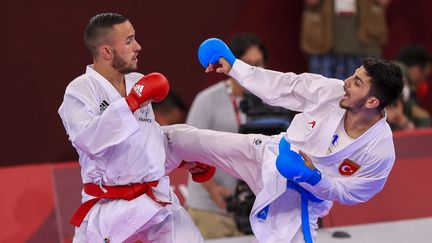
(365, 96, 380, 109)
(98, 45, 112, 60)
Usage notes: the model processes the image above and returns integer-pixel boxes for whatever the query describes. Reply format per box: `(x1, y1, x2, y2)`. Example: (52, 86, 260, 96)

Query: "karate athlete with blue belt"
(163, 38, 404, 243)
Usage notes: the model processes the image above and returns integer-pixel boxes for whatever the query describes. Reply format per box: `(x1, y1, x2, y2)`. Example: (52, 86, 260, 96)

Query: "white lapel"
(125, 74, 139, 96)
(85, 65, 123, 101)
(311, 116, 388, 165)
(311, 107, 346, 156)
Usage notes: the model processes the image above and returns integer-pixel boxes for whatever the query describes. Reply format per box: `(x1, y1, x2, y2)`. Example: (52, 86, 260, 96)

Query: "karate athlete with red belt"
(58, 13, 214, 243)
(163, 38, 404, 243)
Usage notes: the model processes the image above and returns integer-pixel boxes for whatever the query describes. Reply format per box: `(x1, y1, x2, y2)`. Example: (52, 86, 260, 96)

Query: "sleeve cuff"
(111, 98, 140, 132)
(300, 172, 333, 199)
(228, 59, 254, 85)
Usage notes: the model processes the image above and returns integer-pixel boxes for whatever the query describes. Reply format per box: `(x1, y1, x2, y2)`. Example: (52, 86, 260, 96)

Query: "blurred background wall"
(1, 0, 432, 166)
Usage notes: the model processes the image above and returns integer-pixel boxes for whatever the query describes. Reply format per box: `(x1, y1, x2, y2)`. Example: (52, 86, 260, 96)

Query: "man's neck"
(344, 109, 384, 139)
(93, 62, 126, 96)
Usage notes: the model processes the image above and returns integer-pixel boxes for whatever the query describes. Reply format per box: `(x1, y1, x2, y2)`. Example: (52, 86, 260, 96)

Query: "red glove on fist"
(125, 72, 170, 112)
(179, 161, 216, 183)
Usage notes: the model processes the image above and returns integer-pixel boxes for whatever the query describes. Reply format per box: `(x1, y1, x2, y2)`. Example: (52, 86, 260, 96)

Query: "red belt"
(70, 181, 171, 227)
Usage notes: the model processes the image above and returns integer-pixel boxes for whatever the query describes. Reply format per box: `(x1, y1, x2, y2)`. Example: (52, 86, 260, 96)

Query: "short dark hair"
(363, 58, 403, 110)
(84, 13, 128, 56)
(229, 33, 268, 64)
(396, 44, 430, 69)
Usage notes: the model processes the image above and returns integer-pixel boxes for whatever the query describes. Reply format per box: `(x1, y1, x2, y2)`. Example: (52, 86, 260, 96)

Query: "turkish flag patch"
(338, 159, 360, 176)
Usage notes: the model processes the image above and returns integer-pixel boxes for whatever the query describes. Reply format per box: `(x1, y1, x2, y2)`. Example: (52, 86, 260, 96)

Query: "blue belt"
(257, 181, 323, 243)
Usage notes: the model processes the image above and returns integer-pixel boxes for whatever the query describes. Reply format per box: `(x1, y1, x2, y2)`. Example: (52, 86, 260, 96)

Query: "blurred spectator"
(386, 98, 415, 131)
(185, 33, 268, 239)
(153, 91, 187, 125)
(417, 59, 432, 115)
(300, 0, 390, 79)
(394, 45, 431, 128)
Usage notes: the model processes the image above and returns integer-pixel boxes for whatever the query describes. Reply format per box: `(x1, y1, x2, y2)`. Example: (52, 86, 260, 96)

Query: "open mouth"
(342, 87, 350, 99)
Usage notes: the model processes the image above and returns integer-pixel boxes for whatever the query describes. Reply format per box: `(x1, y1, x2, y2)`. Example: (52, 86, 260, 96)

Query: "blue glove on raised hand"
(197, 38, 236, 68)
(276, 138, 322, 186)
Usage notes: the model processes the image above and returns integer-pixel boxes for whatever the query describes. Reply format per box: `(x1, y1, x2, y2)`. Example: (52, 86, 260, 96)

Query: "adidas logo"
(99, 100, 109, 112)
(133, 84, 144, 97)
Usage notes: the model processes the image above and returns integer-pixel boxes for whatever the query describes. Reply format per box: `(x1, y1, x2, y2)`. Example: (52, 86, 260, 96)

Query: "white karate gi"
(163, 60, 395, 242)
(58, 65, 203, 243)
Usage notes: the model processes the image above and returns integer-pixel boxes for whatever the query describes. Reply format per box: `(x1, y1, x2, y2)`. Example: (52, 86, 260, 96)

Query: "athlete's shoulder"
(66, 73, 93, 93)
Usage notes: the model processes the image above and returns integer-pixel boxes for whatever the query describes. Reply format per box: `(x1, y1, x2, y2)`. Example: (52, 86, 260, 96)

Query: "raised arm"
(198, 38, 344, 113)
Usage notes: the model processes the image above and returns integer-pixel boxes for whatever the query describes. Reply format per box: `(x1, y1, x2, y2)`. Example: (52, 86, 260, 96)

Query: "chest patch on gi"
(140, 106, 150, 116)
(338, 159, 360, 176)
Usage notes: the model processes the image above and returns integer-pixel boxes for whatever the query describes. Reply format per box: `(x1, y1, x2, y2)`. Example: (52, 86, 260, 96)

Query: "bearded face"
(339, 66, 375, 112)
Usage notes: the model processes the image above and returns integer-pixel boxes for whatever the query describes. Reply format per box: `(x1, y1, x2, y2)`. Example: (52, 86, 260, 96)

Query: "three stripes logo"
(99, 100, 109, 112)
(133, 84, 144, 97)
